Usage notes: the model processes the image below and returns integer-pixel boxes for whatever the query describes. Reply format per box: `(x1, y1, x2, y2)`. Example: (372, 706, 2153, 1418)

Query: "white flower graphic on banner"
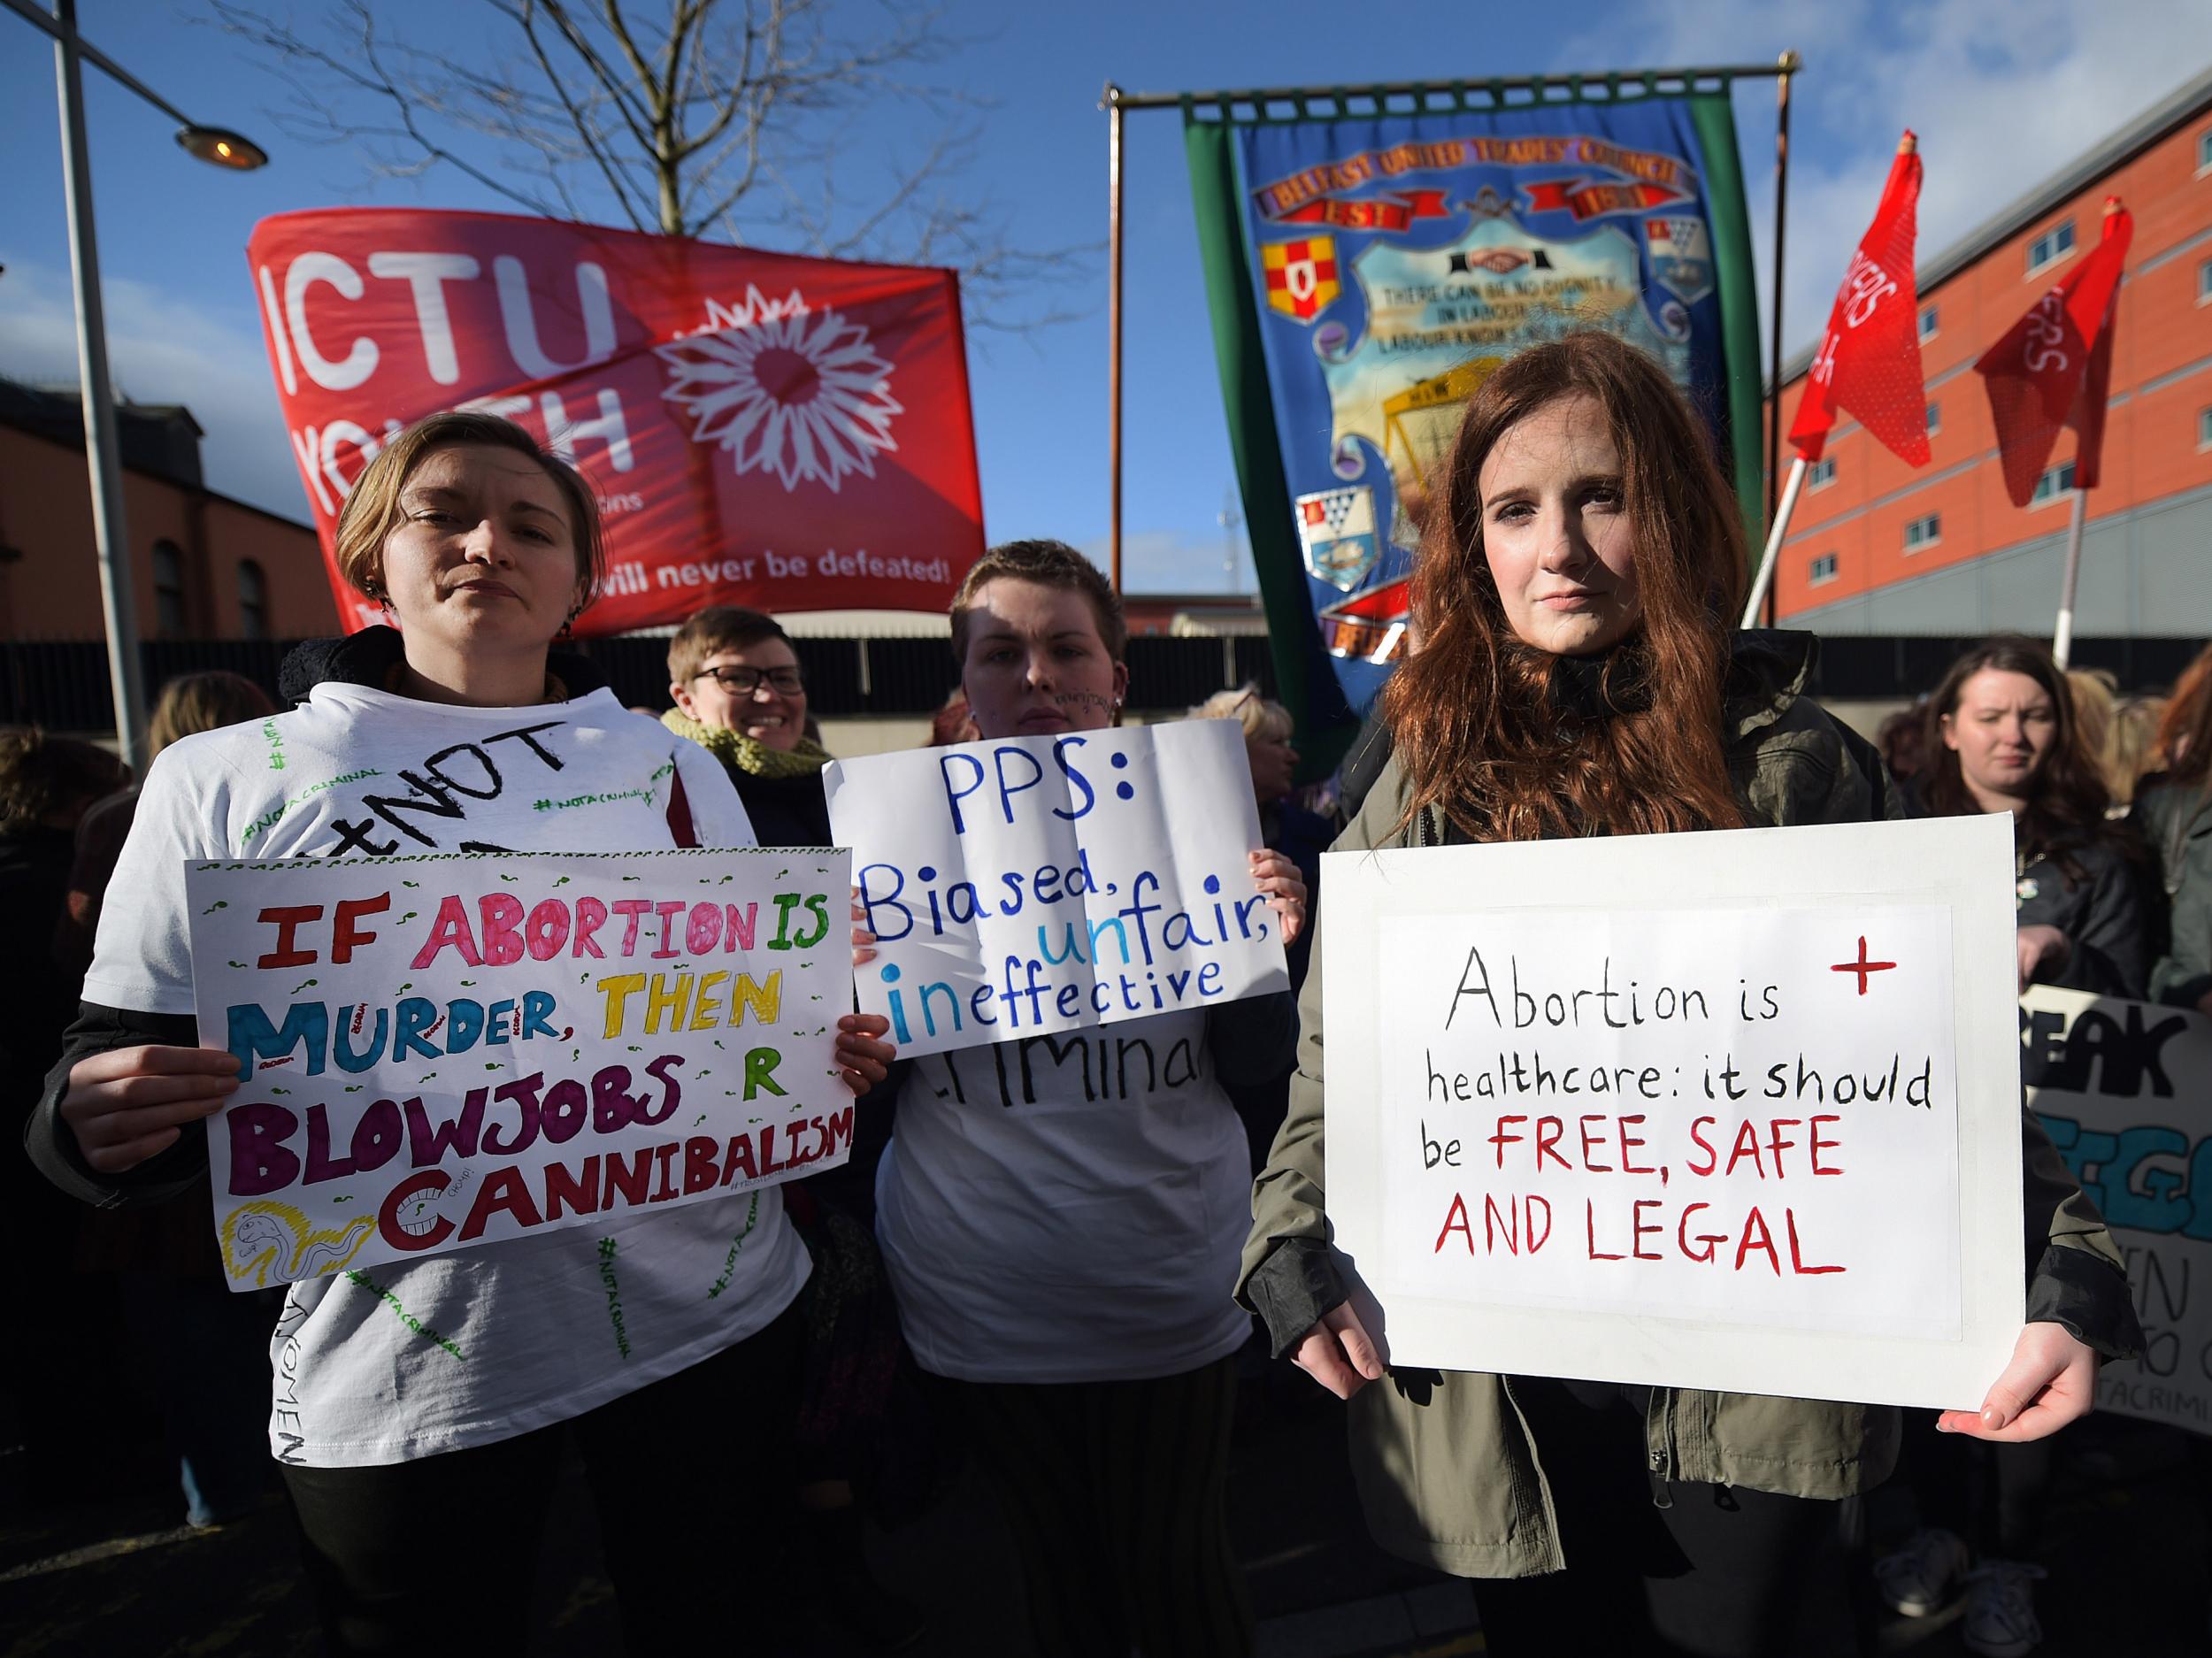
(657, 296, 901, 493)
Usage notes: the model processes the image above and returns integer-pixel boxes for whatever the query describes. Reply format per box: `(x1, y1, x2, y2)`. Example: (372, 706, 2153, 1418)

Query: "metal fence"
(1, 633, 2197, 735)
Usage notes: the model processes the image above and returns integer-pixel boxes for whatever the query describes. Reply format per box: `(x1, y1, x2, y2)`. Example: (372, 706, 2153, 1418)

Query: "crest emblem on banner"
(1294, 486, 1379, 590)
(1263, 237, 1341, 322)
(1645, 217, 1715, 305)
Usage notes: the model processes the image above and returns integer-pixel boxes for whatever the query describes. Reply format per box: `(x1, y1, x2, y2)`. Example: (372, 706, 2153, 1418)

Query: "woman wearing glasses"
(664, 607, 924, 1650)
(664, 608, 830, 846)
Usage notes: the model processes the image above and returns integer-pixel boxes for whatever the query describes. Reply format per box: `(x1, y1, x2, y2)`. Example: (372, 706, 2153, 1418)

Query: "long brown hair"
(2154, 641, 2212, 788)
(1920, 637, 2114, 870)
(1383, 332, 1747, 841)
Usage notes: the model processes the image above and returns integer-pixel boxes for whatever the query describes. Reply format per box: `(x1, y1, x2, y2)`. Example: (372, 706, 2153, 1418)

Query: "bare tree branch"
(201, 0, 1093, 331)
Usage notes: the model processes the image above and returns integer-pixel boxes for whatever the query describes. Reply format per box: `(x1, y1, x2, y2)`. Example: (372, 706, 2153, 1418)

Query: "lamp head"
(176, 127, 266, 170)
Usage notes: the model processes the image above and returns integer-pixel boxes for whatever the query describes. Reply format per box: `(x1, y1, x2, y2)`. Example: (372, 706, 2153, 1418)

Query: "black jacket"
(2133, 776, 2212, 1007)
(2013, 837, 2155, 1001)
(731, 769, 832, 850)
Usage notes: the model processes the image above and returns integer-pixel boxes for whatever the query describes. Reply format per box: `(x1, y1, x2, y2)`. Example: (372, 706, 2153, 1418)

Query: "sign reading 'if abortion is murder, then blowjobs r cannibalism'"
(188, 848, 854, 1289)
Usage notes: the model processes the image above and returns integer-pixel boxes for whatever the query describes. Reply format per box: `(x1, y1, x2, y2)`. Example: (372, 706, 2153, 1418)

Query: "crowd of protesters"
(3, 332, 2208, 1656)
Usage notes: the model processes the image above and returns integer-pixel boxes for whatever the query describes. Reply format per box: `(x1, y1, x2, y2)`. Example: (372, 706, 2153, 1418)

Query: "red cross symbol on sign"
(1830, 936, 1898, 995)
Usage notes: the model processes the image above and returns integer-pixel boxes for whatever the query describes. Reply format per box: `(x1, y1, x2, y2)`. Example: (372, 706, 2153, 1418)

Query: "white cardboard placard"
(1322, 813, 2024, 1410)
(187, 848, 853, 1288)
(824, 720, 1289, 1057)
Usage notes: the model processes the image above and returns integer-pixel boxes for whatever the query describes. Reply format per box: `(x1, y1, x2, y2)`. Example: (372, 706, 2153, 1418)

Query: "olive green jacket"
(1239, 633, 2139, 1579)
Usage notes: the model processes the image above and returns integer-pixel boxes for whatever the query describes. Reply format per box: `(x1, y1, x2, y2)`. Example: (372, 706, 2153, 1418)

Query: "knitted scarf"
(661, 707, 831, 779)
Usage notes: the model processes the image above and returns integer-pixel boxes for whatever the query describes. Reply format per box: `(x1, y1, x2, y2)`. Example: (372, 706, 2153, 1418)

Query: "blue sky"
(4, 0, 2208, 596)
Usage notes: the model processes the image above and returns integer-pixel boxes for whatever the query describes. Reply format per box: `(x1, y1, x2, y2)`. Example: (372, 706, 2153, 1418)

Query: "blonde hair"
(2105, 695, 2165, 806)
(1191, 682, 1293, 744)
(334, 411, 605, 607)
(148, 672, 276, 756)
(2066, 667, 2117, 785)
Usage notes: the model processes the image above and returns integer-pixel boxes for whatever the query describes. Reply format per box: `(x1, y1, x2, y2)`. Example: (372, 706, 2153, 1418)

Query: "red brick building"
(1770, 70, 2212, 636)
(0, 380, 335, 642)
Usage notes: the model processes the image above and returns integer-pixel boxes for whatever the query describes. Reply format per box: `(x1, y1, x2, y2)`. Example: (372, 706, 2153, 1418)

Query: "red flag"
(1789, 134, 1930, 467)
(246, 209, 984, 633)
(1975, 198, 2132, 507)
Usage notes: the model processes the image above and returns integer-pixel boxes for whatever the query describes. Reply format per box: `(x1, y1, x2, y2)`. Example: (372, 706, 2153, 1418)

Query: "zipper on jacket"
(1645, 1388, 1675, 1508)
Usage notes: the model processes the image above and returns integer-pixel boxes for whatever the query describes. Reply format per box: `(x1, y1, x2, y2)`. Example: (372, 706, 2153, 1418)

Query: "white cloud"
(0, 255, 310, 519)
(1607, 0, 2212, 363)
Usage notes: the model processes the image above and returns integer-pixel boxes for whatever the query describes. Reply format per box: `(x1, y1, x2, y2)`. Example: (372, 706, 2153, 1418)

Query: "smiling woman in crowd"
(1240, 333, 2141, 1657)
(24, 410, 893, 1656)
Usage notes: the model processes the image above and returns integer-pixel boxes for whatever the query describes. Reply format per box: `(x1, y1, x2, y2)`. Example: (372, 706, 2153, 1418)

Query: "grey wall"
(1789, 482, 2212, 637)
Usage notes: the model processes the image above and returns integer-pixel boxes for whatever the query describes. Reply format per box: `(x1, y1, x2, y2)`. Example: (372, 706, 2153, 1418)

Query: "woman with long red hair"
(1240, 332, 2141, 1655)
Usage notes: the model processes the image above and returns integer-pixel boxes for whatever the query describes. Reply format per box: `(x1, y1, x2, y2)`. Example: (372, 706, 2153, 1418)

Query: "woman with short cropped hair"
(26, 411, 894, 1654)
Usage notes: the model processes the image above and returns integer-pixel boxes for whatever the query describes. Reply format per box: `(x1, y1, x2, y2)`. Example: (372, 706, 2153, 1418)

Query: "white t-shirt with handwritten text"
(86, 681, 811, 1467)
(875, 1009, 1254, 1382)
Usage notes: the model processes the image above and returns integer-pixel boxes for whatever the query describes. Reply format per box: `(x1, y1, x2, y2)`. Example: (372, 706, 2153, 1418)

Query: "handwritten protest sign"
(1324, 814, 2025, 1410)
(2024, 986, 2212, 1437)
(187, 848, 853, 1289)
(822, 720, 1288, 1058)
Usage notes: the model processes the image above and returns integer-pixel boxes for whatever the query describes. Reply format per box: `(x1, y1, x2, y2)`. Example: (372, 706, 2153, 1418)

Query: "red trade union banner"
(245, 209, 984, 633)
(1975, 200, 2134, 507)
(1788, 134, 1929, 468)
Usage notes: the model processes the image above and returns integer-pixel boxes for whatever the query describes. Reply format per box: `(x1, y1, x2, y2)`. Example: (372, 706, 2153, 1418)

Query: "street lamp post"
(4, 0, 265, 765)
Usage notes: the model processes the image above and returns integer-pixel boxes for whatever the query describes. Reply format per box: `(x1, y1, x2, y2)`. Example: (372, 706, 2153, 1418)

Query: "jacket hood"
(1722, 629, 1818, 745)
(277, 625, 610, 706)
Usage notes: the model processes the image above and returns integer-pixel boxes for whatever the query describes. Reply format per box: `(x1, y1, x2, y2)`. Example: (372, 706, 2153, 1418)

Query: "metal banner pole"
(52, 0, 146, 764)
(1105, 83, 1126, 595)
(1741, 456, 1808, 628)
(1763, 50, 1800, 625)
(2053, 488, 2088, 669)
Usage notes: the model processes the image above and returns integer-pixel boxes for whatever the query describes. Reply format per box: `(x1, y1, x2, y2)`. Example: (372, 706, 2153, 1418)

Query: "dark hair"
(1921, 637, 2116, 874)
(0, 726, 128, 833)
(949, 539, 1127, 661)
(1382, 331, 1746, 842)
(667, 607, 794, 685)
(334, 411, 605, 610)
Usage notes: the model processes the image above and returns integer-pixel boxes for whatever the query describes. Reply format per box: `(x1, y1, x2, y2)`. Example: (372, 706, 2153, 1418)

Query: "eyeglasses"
(695, 664, 804, 696)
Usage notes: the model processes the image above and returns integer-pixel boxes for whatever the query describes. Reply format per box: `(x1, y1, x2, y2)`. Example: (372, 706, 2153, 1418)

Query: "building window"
(1918, 305, 1939, 341)
(2027, 220, 2076, 276)
(2200, 257, 2212, 304)
(2200, 406, 2212, 449)
(1807, 456, 1837, 490)
(238, 559, 268, 641)
(2031, 460, 2078, 505)
(2200, 127, 2212, 173)
(1925, 402, 1941, 434)
(1809, 552, 1839, 587)
(151, 539, 187, 636)
(1904, 513, 1941, 552)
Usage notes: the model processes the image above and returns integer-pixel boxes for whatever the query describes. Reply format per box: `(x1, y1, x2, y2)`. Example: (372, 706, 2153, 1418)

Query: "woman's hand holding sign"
(1937, 1321, 2099, 1442)
(60, 1045, 239, 1172)
(833, 1014, 895, 1096)
(840, 884, 895, 1094)
(1294, 1302, 1386, 1400)
(1250, 849, 1309, 948)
